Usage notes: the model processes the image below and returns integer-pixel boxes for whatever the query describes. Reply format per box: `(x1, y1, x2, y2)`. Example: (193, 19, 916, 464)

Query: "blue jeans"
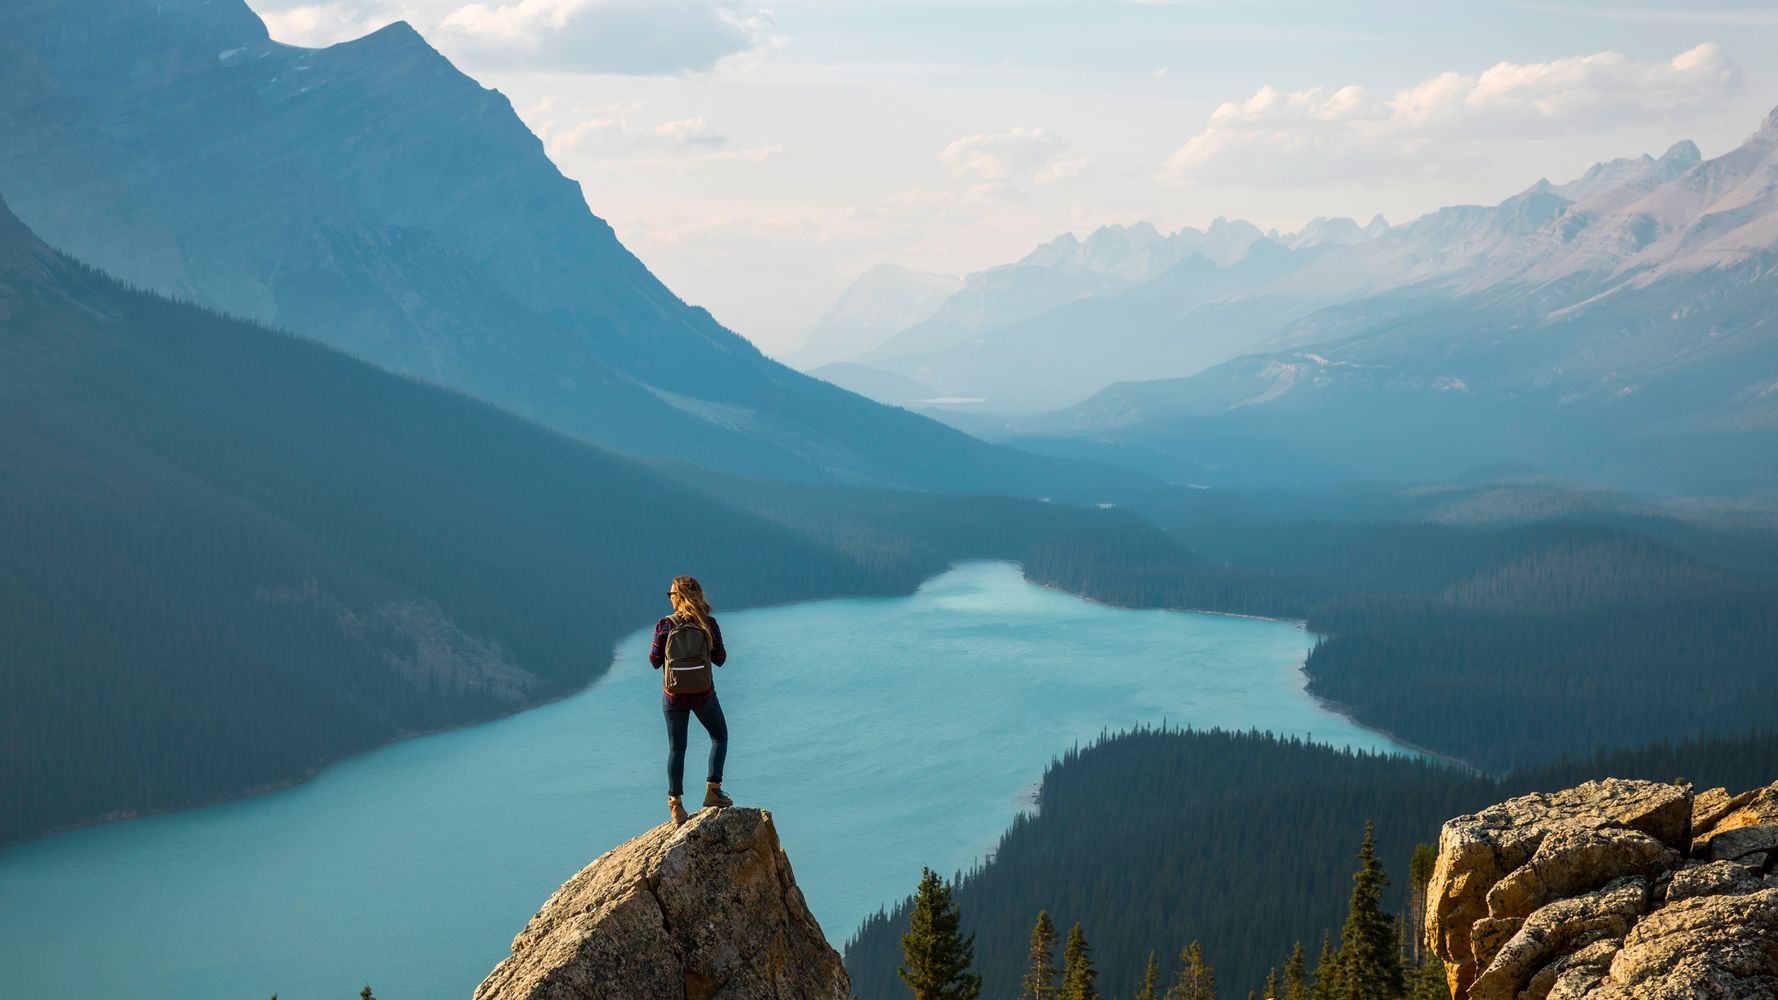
(663, 693, 727, 798)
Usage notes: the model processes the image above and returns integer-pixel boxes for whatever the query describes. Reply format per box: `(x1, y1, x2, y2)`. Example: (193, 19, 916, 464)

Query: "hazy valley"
(3, 2, 1778, 999)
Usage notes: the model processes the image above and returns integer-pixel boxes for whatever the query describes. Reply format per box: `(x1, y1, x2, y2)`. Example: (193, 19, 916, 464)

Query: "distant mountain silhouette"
(790, 264, 961, 369)
(845, 219, 1280, 411)
(1007, 108, 1778, 493)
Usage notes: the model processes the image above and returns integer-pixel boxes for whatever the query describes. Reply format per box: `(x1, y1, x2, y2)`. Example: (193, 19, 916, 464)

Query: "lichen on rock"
(1428, 777, 1778, 1000)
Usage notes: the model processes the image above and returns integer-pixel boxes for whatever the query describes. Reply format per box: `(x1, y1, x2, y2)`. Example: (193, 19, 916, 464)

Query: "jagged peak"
(356, 19, 426, 47)
(1660, 139, 1702, 166)
(308, 18, 447, 67)
(1206, 215, 1262, 237)
(1760, 104, 1778, 139)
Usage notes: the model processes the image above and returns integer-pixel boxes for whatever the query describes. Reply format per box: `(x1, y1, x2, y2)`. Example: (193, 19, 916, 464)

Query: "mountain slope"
(0, 0, 1138, 497)
(0, 193, 1162, 844)
(850, 220, 1351, 411)
(791, 264, 962, 369)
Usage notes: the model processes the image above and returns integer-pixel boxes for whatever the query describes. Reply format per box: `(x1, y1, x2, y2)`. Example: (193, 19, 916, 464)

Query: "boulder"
(1694, 781, 1778, 857)
(1587, 888, 1778, 998)
(1427, 778, 1690, 998)
(475, 808, 850, 1000)
(1430, 778, 1778, 1000)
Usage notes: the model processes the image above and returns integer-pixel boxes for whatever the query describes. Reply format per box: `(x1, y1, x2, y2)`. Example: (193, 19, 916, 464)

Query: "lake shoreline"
(5, 563, 1327, 853)
(3, 571, 980, 851)
(1, 561, 1399, 1000)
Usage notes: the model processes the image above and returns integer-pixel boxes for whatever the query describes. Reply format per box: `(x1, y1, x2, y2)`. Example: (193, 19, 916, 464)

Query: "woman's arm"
(648, 617, 670, 668)
(708, 617, 727, 666)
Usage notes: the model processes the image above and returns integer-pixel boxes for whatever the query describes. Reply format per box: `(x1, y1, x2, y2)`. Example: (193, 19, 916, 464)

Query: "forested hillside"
(1027, 494, 1778, 771)
(0, 196, 1165, 845)
(843, 727, 1778, 999)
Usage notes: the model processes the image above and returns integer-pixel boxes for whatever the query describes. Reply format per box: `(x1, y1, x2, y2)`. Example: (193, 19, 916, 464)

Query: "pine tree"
(1406, 843, 1438, 967)
(1134, 951, 1161, 1000)
(1310, 933, 1338, 1000)
(1333, 823, 1404, 1000)
(360, 987, 375, 1000)
(1264, 966, 1279, 999)
(1060, 922, 1100, 1000)
(898, 868, 981, 1000)
(1167, 940, 1216, 1000)
(1283, 942, 1308, 1000)
(1405, 960, 1451, 1000)
(1021, 910, 1060, 1000)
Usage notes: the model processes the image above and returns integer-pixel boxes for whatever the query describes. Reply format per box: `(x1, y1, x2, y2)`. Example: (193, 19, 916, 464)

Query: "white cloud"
(940, 127, 1089, 201)
(251, 0, 772, 75)
(437, 0, 771, 75)
(256, 0, 407, 46)
(651, 116, 728, 149)
(523, 101, 776, 166)
(1166, 43, 1744, 185)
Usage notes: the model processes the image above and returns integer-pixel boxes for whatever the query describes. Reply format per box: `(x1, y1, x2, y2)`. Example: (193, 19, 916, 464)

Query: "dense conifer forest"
(845, 727, 1778, 999)
(0, 220, 1167, 844)
(1027, 507, 1778, 771)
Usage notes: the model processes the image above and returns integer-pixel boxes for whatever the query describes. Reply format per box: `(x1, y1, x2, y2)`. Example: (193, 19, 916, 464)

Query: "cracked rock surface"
(475, 808, 850, 1000)
(1428, 778, 1778, 1000)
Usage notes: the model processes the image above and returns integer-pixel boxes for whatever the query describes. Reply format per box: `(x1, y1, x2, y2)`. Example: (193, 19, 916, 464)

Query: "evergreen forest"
(1026, 506, 1778, 771)
(845, 726, 1778, 999)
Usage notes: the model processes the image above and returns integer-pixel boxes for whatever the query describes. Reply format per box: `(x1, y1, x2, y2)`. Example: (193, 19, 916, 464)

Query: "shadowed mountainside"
(0, 0, 1143, 498)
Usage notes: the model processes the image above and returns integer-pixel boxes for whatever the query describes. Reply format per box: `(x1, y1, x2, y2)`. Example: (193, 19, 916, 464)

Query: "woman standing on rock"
(650, 575, 733, 826)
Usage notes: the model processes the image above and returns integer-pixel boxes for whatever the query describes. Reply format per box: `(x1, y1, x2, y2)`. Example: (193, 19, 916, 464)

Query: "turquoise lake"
(0, 561, 1409, 999)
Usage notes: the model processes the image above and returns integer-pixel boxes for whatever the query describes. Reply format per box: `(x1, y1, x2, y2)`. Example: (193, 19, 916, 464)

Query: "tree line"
(1024, 511, 1778, 771)
(846, 726, 1778, 999)
(893, 820, 1453, 1000)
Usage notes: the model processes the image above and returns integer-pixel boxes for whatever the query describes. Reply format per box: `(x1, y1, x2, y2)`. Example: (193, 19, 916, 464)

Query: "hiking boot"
(668, 796, 689, 827)
(703, 783, 733, 809)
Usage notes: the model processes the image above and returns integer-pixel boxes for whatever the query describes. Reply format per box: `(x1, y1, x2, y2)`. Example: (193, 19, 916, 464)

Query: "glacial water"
(0, 561, 1408, 999)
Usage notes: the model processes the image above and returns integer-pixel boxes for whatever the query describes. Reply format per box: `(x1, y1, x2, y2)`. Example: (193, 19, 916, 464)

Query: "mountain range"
(796, 109, 1778, 493)
(1019, 110, 1778, 493)
(0, 0, 1138, 498)
(815, 218, 1279, 411)
(791, 263, 962, 370)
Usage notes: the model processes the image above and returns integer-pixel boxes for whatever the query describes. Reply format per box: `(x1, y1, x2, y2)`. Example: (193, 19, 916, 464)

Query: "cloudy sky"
(244, 0, 1778, 356)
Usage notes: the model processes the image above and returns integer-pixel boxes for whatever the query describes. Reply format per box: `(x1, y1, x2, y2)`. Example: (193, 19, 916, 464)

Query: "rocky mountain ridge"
(1429, 777, 1778, 999)
(818, 108, 1778, 442)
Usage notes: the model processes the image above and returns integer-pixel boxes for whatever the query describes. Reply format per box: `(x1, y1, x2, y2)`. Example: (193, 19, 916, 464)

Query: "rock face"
(1428, 778, 1778, 1000)
(475, 808, 850, 1000)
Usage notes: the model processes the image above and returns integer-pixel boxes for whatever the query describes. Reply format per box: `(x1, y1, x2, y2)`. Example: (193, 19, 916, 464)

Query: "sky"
(242, 0, 1778, 357)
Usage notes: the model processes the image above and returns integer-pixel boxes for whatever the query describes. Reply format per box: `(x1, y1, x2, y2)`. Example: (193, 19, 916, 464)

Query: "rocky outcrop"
(1428, 778, 1778, 1000)
(475, 808, 850, 1000)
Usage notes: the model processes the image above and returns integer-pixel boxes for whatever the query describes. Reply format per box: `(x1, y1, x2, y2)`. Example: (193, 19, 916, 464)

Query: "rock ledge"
(475, 807, 850, 1000)
(1428, 777, 1778, 1000)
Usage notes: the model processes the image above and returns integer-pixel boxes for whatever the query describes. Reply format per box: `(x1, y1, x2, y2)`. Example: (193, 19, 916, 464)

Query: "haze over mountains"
(1026, 110, 1778, 493)
(798, 108, 1778, 493)
(0, 0, 1140, 498)
(812, 218, 1275, 409)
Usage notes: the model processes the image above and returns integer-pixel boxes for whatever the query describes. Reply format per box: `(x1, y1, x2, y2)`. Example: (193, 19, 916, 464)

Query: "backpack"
(662, 614, 714, 695)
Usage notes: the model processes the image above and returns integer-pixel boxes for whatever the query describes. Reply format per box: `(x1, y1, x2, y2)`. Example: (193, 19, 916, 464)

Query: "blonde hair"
(669, 575, 714, 641)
